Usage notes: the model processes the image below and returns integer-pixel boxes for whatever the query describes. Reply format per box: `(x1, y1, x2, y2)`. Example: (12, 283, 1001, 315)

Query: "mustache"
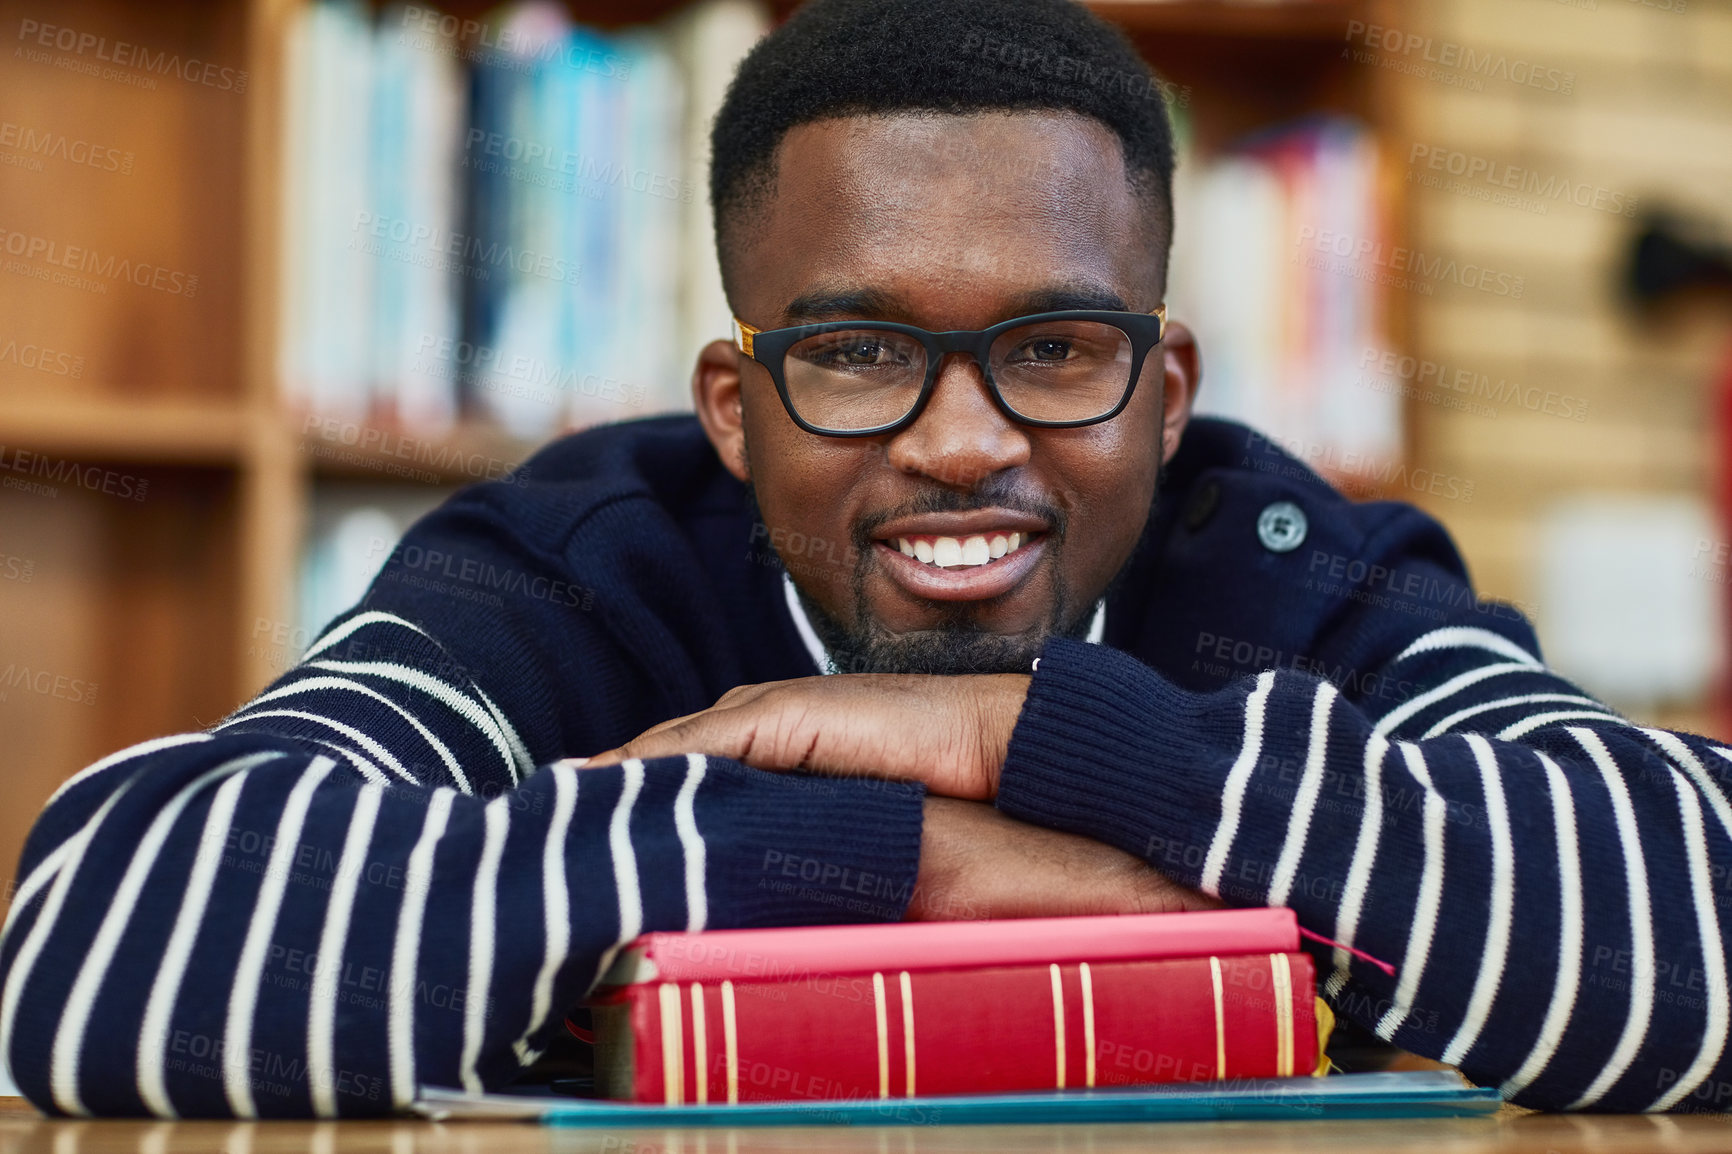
(853, 481, 1071, 550)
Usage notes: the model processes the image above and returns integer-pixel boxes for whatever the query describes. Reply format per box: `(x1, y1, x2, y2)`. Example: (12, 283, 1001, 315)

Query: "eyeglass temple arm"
(732, 317, 758, 358)
(731, 305, 1166, 358)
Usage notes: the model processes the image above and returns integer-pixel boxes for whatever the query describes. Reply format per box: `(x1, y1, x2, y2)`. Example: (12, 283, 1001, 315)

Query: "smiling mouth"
(884, 531, 1040, 569)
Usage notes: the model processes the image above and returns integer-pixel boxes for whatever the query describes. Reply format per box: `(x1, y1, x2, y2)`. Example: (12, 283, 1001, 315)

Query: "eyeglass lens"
(783, 319, 1135, 431)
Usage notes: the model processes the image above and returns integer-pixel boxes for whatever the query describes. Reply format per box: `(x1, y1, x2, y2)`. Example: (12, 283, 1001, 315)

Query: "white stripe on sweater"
(389, 790, 455, 1109)
(1500, 753, 1583, 1100)
(1395, 626, 1541, 668)
(308, 783, 384, 1117)
(137, 770, 253, 1117)
(1422, 694, 1611, 739)
(1500, 711, 1631, 742)
(676, 754, 708, 932)
(307, 660, 513, 786)
(1376, 743, 1447, 1041)
(1201, 672, 1277, 895)
(1372, 663, 1534, 740)
(0, 783, 133, 1093)
(214, 710, 416, 786)
(224, 757, 337, 1116)
(1268, 681, 1337, 908)
(302, 610, 418, 662)
(1327, 734, 1389, 998)
(1646, 731, 1732, 847)
(590, 760, 646, 989)
(513, 765, 578, 1067)
(44, 733, 214, 810)
(50, 752, 279, 1115)
(302, 739, 390, 789)
(459, 798, 511, 1094)
(0, 839, 75, 963)
(303, 610, 529, 779)
(239, 677, 468, 792)
(1648, 771, 1729, 1111)
(1440, 735, 1515, 1067)
(1567, 727, 1655, 1109)
(472, 685, 531, 783)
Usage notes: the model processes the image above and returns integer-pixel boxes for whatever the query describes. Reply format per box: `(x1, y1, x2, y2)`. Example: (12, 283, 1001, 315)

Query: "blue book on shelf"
(414, 1070, 1500, 1127)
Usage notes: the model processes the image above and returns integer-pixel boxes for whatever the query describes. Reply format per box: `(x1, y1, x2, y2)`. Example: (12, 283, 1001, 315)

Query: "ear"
(692, 338, 750, 483)
(1157, 320, 1200, 467)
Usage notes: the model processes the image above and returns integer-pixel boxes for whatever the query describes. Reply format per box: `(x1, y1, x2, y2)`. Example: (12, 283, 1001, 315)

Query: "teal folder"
(415, 1070, 1501, 1127)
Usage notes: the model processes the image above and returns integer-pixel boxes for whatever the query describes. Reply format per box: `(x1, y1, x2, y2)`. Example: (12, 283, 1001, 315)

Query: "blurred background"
(1, 0, 1730, 917)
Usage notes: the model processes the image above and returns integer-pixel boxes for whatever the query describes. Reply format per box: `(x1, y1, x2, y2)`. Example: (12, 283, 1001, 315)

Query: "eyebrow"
(780, 284, 1131, 327)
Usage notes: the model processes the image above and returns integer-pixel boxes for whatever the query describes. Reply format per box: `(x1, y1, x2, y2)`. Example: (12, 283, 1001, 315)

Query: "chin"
(830, 623, 1049, 676)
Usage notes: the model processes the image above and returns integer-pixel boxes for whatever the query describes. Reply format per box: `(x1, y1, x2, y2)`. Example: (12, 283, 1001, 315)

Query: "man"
(3, 0, 1729, 1120)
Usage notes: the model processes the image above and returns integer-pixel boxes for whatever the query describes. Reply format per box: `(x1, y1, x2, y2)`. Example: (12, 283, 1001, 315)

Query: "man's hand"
(907, 797, 1221, 920)
(575, 674, 1029, 800)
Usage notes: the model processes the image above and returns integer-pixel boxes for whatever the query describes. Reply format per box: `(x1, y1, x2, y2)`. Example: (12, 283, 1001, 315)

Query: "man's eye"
(837, 341, 889, 365)
(1019, 338, 1073, 362)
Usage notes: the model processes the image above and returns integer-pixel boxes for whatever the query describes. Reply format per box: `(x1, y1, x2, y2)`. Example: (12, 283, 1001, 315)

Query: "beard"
(745, 480, 1122, 676)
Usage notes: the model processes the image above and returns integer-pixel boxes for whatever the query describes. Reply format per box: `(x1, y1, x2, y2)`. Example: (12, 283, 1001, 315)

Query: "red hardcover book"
(597, 908, 1298, 987)
(593, 952, 1321, 1104)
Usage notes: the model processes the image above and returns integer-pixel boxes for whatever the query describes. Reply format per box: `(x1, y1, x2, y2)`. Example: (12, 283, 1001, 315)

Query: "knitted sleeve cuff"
(997, 638, 1247, 883)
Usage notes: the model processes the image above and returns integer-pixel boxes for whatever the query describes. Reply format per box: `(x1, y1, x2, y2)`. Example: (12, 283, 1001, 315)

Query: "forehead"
(736, 111, 1158, 325)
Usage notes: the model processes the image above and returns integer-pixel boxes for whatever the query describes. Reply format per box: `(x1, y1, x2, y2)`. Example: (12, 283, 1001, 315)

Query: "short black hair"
(709, 0, 1176, 303)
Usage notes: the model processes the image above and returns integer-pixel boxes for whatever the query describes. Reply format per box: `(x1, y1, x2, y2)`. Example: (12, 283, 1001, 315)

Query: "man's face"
(699, 111, 1196, 674)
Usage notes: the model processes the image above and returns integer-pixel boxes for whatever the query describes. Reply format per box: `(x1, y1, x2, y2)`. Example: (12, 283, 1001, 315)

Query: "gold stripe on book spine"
(1049, 963, 1066, 1090)
(1209, 957, 1226, 1079)
(658, 983, 683, 1105)
(1271, 954, 1295, 1078)
(1080, 962, 1096, 1088)
(721, 979, 739, 1104)
(899, 971, 916, 1098)
(690, 984, 708, 1104)
(873, 972, 889, 1100)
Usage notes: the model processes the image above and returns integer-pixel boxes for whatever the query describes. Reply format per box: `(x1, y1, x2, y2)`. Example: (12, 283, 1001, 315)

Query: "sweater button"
(1256, 501, 1308, 553)
(1185, 480, 1221, 531)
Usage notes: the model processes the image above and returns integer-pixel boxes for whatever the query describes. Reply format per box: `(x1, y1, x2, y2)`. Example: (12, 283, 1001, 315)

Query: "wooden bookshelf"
(0, 0, 1408, 902)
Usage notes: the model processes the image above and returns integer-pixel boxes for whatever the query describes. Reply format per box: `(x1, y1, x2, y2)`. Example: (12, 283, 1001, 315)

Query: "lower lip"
(873, 535, 1046, 602)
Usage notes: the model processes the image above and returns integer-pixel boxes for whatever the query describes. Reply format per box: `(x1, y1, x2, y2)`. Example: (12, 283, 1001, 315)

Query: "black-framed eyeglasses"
(731, 306, 1167, 438)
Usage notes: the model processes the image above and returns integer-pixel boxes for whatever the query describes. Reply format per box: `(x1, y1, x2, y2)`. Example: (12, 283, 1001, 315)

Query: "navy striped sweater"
(3, 416, 1730, 1115)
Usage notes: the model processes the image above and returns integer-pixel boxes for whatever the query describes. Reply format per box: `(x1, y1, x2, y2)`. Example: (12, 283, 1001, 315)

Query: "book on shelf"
(587, 909, 1331, 1105)
(1167, 112, 1399, 468)
(276, 0, 769, 439)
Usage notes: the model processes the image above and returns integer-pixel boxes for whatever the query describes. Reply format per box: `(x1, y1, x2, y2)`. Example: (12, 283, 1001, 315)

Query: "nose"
(881, 352, 1032, 488)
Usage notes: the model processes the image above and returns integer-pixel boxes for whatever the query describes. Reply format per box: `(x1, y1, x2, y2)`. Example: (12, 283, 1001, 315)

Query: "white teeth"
(895, 531, 1034, 569)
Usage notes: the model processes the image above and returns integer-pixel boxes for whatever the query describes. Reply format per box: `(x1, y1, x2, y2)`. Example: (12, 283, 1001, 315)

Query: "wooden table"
(6, 1098, 1732, 1153)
